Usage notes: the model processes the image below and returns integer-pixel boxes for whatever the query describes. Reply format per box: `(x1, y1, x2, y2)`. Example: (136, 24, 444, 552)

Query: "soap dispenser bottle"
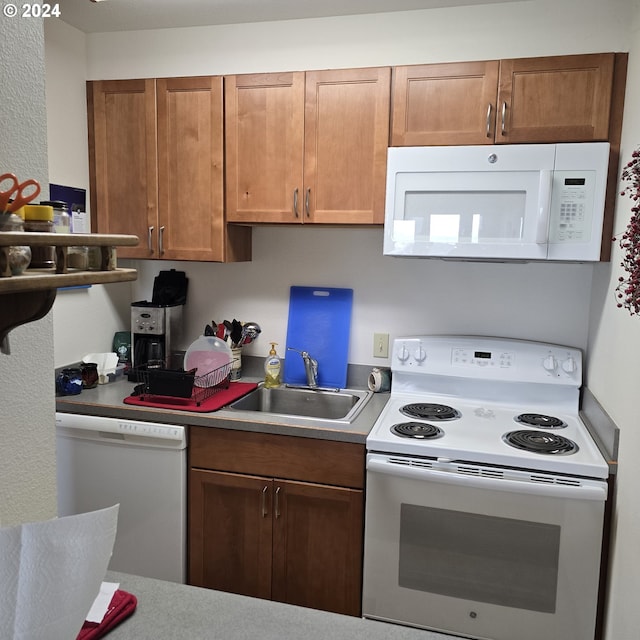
(264, 342, 282, 388)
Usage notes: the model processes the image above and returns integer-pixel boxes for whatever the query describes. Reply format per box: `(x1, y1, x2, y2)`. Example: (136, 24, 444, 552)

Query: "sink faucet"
(287, 348, 318, 388)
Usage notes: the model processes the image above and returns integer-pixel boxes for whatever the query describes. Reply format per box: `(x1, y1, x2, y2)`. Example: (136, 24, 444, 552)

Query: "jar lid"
(40, 200, 69, 210)
(24, 204, 54, 221)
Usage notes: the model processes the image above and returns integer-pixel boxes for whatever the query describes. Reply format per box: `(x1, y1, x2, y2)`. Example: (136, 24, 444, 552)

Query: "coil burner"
(391, 422, 444, 439)
(400, 403, 460, 421)
(515, 413, 567, 429)
(503, 430, 578, 455)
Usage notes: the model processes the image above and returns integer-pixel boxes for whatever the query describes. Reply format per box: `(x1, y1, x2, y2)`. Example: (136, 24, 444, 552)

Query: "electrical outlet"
(373, 333, 389, 359)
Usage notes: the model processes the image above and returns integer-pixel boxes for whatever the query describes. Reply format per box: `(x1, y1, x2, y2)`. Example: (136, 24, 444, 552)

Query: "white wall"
(587, 6, 640, 639)
(129, 230, 594, 364)
(45, 19, 133, 365)
(0, 16, 56, 526)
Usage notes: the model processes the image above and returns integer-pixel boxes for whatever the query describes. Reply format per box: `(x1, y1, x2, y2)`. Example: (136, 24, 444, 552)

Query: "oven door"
(362, 454, 607, 640)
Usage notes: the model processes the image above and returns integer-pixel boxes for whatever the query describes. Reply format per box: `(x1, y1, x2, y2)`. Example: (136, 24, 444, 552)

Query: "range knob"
(397, 344, 410, 362)
(414, 345, 427, 363)
(562, 356, 577, 374)
(542, 355, 558, 372)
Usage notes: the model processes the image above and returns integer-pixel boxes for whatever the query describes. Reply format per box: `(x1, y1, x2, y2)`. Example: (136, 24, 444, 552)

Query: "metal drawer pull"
(159, 226, 165, 254)
(261, 485, 269, 517)
(147, 226, 154, 252)
(305, 188, 310, 218)
(274, 486, 281, 519)
(486, 104, 492, 137)
(293, 188, 299, 218)
(501, 102, 507, 135)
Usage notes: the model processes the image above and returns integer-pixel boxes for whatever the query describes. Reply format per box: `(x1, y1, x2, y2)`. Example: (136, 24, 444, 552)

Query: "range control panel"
(392, 336, 582, 384)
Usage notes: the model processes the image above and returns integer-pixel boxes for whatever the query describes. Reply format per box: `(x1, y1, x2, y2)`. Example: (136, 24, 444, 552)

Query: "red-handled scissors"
(0, 173, 41, 213)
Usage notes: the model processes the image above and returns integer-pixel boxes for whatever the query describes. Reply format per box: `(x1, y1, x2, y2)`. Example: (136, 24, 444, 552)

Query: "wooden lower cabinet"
(188, 427, 365, 617)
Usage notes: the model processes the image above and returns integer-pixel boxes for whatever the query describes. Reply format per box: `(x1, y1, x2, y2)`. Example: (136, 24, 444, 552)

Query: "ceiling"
(58, 0, 522, 33)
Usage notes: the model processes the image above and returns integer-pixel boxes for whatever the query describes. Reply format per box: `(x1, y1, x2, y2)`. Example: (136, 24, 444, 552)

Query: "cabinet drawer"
(190, 427, 365, 489)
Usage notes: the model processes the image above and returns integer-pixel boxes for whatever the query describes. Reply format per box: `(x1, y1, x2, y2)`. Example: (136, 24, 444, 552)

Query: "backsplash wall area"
(128, 226, 594, 366)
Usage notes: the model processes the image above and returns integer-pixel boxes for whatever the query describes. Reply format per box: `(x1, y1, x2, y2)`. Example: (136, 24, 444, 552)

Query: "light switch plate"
(373, 333, 389, 358)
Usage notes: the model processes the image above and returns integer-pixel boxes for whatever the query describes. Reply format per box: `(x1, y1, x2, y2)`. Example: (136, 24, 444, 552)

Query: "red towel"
(77, 589, 137, 640)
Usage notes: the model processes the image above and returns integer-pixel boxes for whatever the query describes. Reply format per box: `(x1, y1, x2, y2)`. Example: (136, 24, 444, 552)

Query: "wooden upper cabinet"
(225, 72, 305, 223)
(225, 67, 390, 224)
(88, 77, 250, 262)
(392, 53, 617, 146)
(497, 53, 615, 143)
(305, 67, 390, 224)
(157, 76, 226, 261)
(391, 61, 500, 146)
(88, 79, 158, 259)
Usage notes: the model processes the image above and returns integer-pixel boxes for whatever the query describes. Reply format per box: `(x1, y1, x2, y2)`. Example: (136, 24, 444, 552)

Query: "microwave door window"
(404, 191, 527, 245)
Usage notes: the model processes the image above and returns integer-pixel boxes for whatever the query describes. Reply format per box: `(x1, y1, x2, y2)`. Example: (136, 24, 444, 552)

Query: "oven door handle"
(367, 457, 607, 502)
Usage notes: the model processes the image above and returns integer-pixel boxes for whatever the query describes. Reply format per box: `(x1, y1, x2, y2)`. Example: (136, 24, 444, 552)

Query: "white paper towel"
(0, 504, 119, 640)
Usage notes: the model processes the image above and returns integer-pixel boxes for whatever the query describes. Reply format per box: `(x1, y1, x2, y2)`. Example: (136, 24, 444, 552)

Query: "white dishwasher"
(55, 412, 187, 583)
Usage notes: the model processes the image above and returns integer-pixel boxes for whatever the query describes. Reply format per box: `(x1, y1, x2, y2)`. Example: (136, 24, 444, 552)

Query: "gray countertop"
(104, 571, 452, 640)
(55, 375, 389, 444)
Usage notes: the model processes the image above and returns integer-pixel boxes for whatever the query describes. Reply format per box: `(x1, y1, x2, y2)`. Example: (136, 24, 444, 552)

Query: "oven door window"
(399, 504, 560, 613)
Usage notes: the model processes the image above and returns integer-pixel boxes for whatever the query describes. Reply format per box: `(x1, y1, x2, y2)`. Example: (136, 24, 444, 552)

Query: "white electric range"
(363, 335, 608, 640)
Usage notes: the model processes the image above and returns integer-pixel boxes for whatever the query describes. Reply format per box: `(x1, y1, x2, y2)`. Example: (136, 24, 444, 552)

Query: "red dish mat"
(123, 381, 258, 412)
(77, 589, 137, 640)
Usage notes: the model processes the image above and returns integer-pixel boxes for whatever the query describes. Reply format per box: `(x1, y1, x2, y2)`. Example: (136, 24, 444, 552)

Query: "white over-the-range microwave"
(384, 142, 610, 261)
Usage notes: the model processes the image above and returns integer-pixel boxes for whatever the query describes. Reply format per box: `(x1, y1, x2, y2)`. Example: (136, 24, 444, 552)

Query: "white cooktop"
(366, 336, 608, 479)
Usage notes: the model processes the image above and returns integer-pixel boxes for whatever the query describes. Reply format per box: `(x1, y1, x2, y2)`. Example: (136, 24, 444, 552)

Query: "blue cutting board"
(284, 286, 353, 389)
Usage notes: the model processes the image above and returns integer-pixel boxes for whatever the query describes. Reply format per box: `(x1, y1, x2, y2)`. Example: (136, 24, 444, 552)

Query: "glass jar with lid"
(23, 204, 55, 268)
(41, 200, 88, 269)
(0, 210, 31, 275)
(41, 200, 71, 233)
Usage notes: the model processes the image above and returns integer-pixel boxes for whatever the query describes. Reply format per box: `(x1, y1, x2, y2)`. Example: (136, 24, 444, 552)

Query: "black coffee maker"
(131, 269, 188, 370)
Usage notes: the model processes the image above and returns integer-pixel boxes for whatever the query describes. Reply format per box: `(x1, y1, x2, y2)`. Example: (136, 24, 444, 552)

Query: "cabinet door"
(225, 72, 305, 223)
(391, 61, 500, 146)
(87, 79, 158, 258)
(304, 67, 390, 224)
(189, 469, 273, 599)
(156, 77, 226, 261)
(272, 479, 363, 616)
(497, 53, 615, 143)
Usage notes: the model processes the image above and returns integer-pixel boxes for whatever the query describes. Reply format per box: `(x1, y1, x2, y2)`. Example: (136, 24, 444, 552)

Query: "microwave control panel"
(549, 170, 596, 244)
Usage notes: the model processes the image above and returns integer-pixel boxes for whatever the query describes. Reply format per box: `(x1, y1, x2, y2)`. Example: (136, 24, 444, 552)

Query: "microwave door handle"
(367, 457, 607, 501)
(536, 170, 553, 244)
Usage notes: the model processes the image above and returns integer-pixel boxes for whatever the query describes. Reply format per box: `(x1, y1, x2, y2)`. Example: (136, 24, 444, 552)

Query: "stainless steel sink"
(228, 385, 373, 423)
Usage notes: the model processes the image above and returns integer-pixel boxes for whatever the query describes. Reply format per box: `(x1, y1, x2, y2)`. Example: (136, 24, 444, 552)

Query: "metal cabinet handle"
(274, 486, 281, 519)
(159, 226, 165, 254)
(293, 188, 299, 218)
(261, 485, 269, 518)
(305, 188, 310, 218)
(500, 102, 507, 136)
(486, 103, 493, 138)
(147, 226, 154, 252)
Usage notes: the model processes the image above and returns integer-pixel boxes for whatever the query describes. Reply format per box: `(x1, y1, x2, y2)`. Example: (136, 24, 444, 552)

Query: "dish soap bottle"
(264, 342, 282, 388)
